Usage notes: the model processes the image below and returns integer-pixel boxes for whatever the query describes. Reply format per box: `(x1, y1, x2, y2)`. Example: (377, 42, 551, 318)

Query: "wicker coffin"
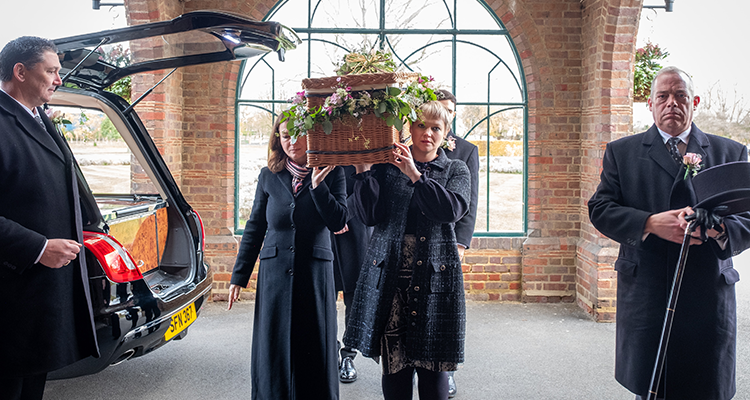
(301, 72, 419, 167)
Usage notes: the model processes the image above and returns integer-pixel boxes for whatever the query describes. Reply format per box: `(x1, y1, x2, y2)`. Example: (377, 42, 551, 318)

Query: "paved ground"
(44, 250, 750, 399)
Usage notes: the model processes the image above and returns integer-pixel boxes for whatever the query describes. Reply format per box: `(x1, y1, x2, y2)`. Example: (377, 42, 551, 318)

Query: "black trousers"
(0, 373, 47, 400)
(339, 290, 357, 360)
(382, 367, 448, 400)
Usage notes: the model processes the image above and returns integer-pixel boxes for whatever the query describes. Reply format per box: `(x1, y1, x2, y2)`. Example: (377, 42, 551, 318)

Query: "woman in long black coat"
(331, 165, 374, 382)
(228, 116, 347, 400)
(344, 101, 470, 400)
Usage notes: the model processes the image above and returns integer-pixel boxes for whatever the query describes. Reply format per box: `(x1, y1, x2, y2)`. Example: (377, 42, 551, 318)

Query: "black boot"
(447, 372, 457, 398)
(339, 347, 357, 383)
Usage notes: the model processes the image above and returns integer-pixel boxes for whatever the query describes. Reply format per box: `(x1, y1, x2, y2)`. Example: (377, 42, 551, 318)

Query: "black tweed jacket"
(343, 149, 470, 364)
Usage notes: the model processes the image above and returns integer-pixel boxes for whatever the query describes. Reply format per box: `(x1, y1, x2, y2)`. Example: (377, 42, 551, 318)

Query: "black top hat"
(693, 161, 750, 216)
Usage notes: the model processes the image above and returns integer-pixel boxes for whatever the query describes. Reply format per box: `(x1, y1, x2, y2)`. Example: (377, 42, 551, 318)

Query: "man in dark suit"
(331, 165, 374, 383)
(0, 36, 98, 400)
(588, 66, 750, 400)
(438, 90, 479, 261)
(438, 89, 479, 398)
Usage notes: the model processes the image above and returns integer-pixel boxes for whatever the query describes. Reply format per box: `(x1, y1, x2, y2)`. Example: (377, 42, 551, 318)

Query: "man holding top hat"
(588, 66, 750, 400)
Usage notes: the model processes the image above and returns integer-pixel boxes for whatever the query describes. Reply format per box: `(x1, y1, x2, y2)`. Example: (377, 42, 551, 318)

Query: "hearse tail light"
(83, 231, 144, 283)
(194, 210, 205, 253)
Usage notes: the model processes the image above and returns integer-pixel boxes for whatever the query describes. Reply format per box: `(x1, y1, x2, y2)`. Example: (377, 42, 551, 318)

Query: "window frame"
(235, 0, 528, 237)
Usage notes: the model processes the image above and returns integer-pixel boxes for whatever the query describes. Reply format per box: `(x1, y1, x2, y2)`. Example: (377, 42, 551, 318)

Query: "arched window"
(235, 0, 527, 236)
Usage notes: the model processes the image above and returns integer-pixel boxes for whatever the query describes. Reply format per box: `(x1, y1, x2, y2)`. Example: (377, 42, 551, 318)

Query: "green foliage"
(101, 44, 132, 102)
(98, 118, 121, 140)
(280, 75, 440, 143)
(335, 49, 397, 75)
(107, 76, 132, 102)
(634, 42, 669, 102)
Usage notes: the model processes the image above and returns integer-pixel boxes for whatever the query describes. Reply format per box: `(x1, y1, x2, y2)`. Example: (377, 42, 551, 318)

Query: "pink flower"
(682, 152, 703, 179)
(329, 92, 340, 105)
(45, 109, 61, 119)
(441, 136, 456, 152)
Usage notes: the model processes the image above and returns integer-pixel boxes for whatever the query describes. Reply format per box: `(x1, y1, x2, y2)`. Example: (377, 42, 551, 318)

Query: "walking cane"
(645, 207, 725, 400)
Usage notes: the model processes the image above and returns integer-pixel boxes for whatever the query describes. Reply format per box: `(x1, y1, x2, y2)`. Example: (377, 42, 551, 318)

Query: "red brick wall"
(491, 0, 583, 302)
(124, 0, 643, 322)
(577, 0, 642, 321)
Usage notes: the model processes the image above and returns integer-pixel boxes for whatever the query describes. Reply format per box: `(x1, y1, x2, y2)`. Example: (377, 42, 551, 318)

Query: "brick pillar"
(126, 0, 185, 183)
(495, 1, 584, 302)
(577, 0, 642, 321)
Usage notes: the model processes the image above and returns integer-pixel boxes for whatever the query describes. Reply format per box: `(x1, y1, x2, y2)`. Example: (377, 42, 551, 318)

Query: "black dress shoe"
(339, 356, 357, 383)
(447, 373, 457, 398)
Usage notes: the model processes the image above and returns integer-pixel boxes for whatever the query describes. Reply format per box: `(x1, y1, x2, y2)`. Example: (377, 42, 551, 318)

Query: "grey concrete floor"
(44, 250, 750, 399)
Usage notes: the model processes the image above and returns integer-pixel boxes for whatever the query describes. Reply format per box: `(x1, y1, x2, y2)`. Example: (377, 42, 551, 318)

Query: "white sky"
(635, 0, 750, 125)
(0, 0, 745, 128)
(0, 2, 127, 47)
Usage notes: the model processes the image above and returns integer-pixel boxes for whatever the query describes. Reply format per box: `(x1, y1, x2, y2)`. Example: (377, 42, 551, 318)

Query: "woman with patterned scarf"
(228, 114, 347, 400)
(344, 101, 470, 400)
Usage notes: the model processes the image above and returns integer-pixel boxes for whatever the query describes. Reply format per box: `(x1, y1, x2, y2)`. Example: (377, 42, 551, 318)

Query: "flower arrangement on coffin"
(281, 73, 440, 142)
(279, 49, 443, 166)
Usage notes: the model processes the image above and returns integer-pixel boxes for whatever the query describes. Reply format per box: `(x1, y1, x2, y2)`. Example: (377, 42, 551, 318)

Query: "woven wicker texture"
(301, 72, 420, 94)
(305, 114, 410, 167)
(302, 72, 417, 167)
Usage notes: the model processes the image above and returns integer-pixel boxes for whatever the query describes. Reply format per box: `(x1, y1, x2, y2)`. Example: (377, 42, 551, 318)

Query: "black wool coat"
(332, 165, 373, 294)
(445, 131, 479, 248)
(343, 150, 470, 364)
(231, 166, 347, 400)
(588, 124, 750, 400)
(0, 92, 98, 377)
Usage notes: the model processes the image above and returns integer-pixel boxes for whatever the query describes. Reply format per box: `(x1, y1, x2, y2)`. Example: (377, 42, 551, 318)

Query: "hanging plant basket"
(634, 42, 669, 103)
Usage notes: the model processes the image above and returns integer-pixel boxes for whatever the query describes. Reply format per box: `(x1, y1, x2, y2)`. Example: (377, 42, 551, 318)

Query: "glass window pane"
(310, 0, 381, 29)
(50, 105, 157, 195)
(268, 1, 308, 28)
(237, 104, 274, 226)
(385, 0, 453, 30)
(459, 106, 523, 233)
(455, 38, 523, 103)
(390, 35, 453, 86)
(481, 169, 523, 232)
(239, 50, 307, 101)
(130, 30, 226, 63)
(308, 35, 374, 77)
(457, 0, 501, 30)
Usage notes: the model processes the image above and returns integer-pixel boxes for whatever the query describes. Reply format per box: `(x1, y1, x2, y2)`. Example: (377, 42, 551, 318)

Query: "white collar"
(0, 87, 38, 118)
(657, 126, 691, 145)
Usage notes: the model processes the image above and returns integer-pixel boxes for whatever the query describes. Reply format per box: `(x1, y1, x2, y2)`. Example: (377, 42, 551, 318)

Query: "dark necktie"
(34, 114, 45, 129)
(667, 137, 682, 164)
